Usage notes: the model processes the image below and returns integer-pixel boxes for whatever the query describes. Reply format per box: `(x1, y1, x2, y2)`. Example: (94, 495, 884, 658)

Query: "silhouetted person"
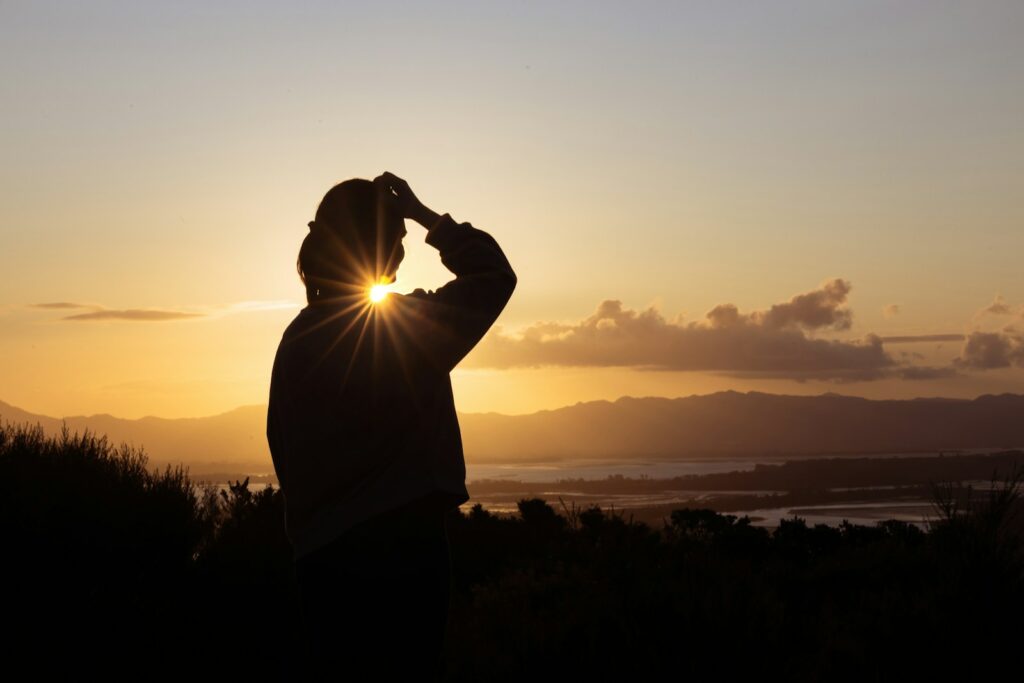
(266, 172, 516, 680)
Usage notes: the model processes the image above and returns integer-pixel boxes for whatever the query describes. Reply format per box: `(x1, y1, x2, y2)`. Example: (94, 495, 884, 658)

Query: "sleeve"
(397, 212, 517, 374)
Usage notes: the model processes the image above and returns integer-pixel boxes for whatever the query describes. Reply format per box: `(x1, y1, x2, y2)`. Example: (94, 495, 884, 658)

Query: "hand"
(373, 171, 424, 221)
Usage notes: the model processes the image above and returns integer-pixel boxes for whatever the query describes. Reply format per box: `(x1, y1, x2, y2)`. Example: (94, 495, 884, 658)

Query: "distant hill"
(3, 391, 1024, 474)
(0, 400, 268, 475)
(459, 392, 1024, 460)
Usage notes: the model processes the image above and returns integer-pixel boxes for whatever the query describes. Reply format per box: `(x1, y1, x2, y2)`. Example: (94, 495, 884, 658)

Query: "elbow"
(502, 268, 518, 300)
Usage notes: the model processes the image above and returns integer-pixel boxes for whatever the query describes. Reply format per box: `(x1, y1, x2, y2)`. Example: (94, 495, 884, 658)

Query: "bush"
(0, 420, 212, 677)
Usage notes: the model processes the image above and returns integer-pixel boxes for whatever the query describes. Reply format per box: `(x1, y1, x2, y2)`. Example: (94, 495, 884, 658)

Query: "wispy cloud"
(880, 334, 965, 344)
(62, 309, 205, 321)
(30, 298, 300, 322)
(30, 301, 202, 321)
(897, 365, 962, 380)
(29, 302, 95, 310)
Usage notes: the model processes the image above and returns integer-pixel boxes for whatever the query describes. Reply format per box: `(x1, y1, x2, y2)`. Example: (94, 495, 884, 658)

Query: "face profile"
(377, 206, 407, 285)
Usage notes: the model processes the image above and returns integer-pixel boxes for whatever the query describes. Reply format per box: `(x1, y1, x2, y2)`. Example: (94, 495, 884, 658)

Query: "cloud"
(699, 278, 853, 334)
(883, 304, 901, 319)
(465, 279, 901, 380)
(62, 309, 205, 321)
(880, 334, 965, 344)
(982, 295, 1013, 316)
(954, 328, 1024, 369)
(896, 365, 962, 380)
(29, 302, 95, 309)
(754, 278, 853, 330)
(31, 301, 202, 321)
(35, 299, 299, 322)
(951, 296, 1024, 369)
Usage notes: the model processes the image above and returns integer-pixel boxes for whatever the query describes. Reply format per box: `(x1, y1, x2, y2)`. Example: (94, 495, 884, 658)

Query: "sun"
(369, 282, 391, 303)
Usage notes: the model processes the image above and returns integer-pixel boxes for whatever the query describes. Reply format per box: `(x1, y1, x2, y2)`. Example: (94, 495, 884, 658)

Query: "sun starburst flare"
(369, 279, 393, 304)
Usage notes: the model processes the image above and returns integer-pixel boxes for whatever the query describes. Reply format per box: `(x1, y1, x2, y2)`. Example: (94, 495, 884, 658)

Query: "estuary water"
(207, 450, 1007, 530)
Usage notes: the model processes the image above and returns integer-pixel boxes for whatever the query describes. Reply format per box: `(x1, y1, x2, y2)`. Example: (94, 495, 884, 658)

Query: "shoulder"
(390, 288, 461, 320)
(280, 308, 310, 337)
(385, 290, 439, 325)
(392, 288, 440, 308)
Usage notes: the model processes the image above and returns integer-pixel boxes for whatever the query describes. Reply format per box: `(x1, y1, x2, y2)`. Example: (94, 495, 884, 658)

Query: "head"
(297, 178, 406, 303)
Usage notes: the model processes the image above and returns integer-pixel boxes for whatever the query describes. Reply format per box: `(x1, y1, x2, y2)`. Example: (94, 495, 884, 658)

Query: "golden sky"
(2, 2, 1023, 419)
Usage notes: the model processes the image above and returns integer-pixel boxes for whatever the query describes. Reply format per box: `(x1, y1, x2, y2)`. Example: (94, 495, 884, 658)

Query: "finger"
(382, 171, 406, 186)
(374, 178, 396, 198)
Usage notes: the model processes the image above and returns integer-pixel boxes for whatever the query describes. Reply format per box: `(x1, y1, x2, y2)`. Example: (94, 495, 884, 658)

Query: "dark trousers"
(293, 504, 452, 681)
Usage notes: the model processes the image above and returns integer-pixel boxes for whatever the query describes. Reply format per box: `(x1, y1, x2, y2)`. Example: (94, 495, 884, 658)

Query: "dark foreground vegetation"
(3, 421, 1023, 681)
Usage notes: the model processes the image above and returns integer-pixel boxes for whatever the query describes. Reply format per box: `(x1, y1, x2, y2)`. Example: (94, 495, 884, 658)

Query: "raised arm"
(374, 172, 517, 373)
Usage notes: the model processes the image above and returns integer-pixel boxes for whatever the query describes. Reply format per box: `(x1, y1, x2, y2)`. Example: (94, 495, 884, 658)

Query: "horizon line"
(3, 389, 1021, 424)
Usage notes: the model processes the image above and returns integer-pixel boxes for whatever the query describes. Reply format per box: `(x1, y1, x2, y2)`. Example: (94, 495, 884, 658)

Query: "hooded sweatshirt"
(266, 212, 516, 561)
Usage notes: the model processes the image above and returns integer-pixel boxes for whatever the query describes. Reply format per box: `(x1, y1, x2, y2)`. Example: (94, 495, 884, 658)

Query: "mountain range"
(2, 392, 1023, 475)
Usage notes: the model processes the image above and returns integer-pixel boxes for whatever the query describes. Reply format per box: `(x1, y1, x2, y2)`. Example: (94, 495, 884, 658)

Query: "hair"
(297, 179, 399, 303)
